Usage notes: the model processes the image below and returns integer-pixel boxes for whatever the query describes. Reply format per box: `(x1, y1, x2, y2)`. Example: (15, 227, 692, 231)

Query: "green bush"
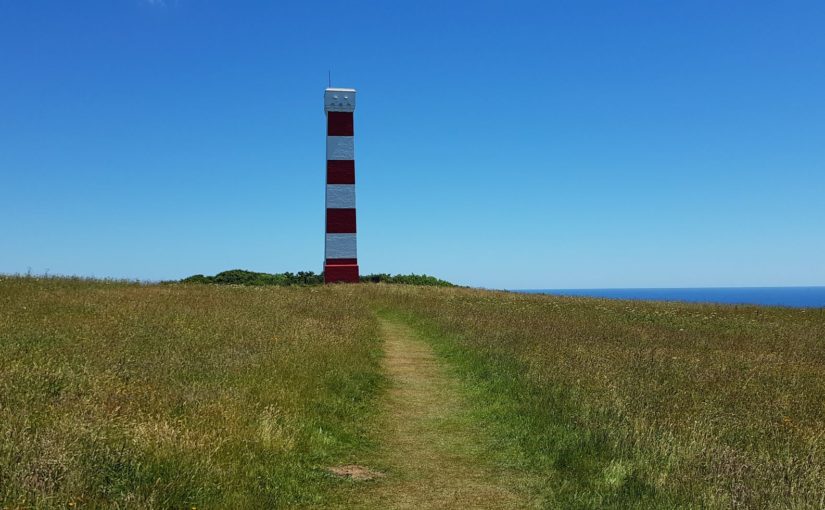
(359, 273, 454, 287)
(180, 270, 454, 287)
(181, 270, 322, 286)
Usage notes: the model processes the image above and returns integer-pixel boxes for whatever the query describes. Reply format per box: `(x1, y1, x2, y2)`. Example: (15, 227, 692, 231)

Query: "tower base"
(324, 264, 359, 284)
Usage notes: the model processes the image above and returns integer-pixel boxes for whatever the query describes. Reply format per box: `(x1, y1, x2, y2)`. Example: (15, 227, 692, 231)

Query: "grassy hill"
(1, 276, 823, 508)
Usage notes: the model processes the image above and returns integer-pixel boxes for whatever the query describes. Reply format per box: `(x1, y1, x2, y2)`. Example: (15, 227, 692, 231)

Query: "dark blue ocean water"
(516, 287, 825, 308)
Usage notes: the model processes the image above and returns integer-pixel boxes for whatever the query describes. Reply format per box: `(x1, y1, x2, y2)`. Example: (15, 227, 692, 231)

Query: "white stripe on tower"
(326, 184, 355, 208)
(324, 87, 359, 283)
(325, 233, 357, 259)
(326, 137, 354, 160)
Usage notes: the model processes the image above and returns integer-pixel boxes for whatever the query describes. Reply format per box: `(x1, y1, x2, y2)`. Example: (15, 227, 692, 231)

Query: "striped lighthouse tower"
(323, 87, 359, 283)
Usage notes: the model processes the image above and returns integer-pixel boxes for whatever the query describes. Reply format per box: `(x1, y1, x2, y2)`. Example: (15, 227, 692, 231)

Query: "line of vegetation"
(180, 269, 454, 287)
(180, 269, 324, 286)
(359, 273, 454, 286)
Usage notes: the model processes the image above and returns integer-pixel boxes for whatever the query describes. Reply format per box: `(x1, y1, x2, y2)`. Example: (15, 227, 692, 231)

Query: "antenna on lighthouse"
(328, 70, 331, 88)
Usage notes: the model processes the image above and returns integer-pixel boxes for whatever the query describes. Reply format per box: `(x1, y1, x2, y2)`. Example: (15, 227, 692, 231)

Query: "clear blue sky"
(2, 1, 824, 289)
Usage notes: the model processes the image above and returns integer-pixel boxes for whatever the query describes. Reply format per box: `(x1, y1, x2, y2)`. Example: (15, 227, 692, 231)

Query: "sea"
(515, 287, 825, 308)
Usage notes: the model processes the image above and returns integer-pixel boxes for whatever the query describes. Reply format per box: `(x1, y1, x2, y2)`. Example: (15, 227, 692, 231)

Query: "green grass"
(2, 277, 824, 508)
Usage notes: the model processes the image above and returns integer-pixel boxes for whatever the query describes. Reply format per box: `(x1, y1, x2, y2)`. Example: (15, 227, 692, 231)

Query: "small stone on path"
(327, 464, 384, 481)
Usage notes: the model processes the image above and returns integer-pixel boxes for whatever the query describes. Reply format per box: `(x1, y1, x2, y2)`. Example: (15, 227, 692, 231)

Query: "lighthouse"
(323, 87, 359, 283)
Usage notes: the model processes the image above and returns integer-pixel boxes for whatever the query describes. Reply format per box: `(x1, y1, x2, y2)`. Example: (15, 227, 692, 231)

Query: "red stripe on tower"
(326, 160, 355, 184)
(324, 88, 359, 283)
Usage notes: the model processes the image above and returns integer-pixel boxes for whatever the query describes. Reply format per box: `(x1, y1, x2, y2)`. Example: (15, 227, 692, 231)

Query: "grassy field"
(369, 285, 825, 508)
(0, 277, 383, 508)
(1, 277, 823, 508)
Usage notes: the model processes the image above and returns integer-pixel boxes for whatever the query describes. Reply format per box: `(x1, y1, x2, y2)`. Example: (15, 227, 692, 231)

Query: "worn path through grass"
(342, 316, 528, 509)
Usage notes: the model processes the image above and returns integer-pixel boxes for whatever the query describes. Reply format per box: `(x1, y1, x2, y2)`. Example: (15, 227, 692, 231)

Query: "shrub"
(180, 270, 454, 287)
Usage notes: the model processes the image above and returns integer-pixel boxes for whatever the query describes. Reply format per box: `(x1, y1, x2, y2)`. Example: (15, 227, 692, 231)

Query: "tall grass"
(3, 278, 823, 508)
(367, 285, 825, 508)
(0, 277, 383, 508)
